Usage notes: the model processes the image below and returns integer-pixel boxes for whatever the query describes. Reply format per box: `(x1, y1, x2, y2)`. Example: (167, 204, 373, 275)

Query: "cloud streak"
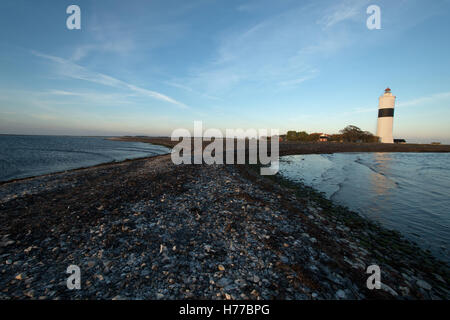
(175, 1, 369, 95)
(32, 51, 188, 109)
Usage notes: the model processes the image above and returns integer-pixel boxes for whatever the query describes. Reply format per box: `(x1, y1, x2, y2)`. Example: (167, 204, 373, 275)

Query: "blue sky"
(0, 0, 449, 143)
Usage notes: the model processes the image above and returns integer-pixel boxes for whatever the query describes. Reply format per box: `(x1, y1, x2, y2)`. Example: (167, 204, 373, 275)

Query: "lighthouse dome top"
(385, 87, 391, 92)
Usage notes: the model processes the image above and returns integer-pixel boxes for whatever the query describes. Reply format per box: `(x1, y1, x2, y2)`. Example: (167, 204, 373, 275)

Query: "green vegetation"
(339, 125, 379, 143)
(285, 131, 321, 142)
(285, 125, 379, 143)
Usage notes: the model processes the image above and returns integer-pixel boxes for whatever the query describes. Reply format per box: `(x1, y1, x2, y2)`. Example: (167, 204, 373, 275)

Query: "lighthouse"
(376, 88, 396, 143)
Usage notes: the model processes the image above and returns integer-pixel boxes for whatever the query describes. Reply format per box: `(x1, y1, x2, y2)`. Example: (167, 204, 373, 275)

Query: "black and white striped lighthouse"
(376, 88, 396, 143)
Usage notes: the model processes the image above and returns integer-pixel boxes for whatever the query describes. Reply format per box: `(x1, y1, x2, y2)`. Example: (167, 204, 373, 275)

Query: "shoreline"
(0, 153, 170, 186)
(0, 149, 448, 299)
(107, 136, 450, 155)
(3, 135, 449, 185)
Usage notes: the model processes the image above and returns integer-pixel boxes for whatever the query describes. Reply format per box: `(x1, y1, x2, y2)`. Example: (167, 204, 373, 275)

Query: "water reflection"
(279, 152, 450, 263)
(369, 153, 393, 196)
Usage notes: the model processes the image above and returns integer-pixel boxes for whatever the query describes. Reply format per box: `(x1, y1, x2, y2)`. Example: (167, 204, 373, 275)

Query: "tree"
(340, 125, 378, 143)
(286, 131, 298, 141)
(297, 131, 309, 141)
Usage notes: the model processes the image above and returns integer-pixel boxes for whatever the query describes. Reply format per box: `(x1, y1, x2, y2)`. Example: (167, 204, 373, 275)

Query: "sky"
(0, 0, 449, 143)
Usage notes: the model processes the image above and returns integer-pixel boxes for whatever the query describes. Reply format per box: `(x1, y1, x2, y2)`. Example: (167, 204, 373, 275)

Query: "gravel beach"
(0, 151, 449, 300)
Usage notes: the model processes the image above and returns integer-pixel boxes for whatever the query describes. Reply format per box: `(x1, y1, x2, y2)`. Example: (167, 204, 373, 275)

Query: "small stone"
(0, 240, 15, 247)
(381, 283, 398, 296)
(433, 274, 445, 283)
(156, 293, 164, 300)
(234, 279, 247, 287)
(216, 278, 232, 288)
(399, 286, 410, 296)
(24, 290, 35, 298)
(335, 289, 346, 299)
(218, 264, 225, 271)
(416, 279, 432, 290)
(15, 274, 23, 280)
(24, 246, 33, 253)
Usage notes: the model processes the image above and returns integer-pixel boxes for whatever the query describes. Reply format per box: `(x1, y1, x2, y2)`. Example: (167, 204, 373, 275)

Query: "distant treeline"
(285, 125, 379, 143)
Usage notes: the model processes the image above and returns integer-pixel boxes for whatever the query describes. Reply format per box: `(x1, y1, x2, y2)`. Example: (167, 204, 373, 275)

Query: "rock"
(381, 283, 398, 296)
(335, 289, 346, 299)
(218, 264, 225, 271)
(416, 279, 432, 291)
(95, 274, 104, 281)
(156, 293, 164, 300)
(433, 273, 445, 284)
(24, 246, 33, 253)
(216, 278, 232, 288)
(24, 290, 35, 298)
(15, 274, 24, 280)
(0, 240, 15, 247)
(234, 279, 247, 287)
(399, 286, 410, 296)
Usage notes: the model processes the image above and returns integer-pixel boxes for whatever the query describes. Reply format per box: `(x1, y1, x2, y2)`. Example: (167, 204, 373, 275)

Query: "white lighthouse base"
(377, 117, 394, 143)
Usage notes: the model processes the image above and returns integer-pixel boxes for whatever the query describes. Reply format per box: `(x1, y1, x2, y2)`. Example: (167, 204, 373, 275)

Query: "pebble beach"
(0, 146, 449, 300)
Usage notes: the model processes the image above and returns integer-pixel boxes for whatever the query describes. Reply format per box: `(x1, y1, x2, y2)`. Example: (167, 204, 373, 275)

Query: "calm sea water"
(279, 153, 450, 263)
(0, 135, 170, 182)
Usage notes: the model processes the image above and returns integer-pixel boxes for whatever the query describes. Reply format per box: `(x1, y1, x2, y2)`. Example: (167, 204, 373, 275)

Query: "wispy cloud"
(71, 40, 135, 62)
(278, 70, 319, 87)
(317, 0, 369, 28)
(164, 81, 221, 101)
(176, 1, 366, 95)
(397, 92, 450, 108)
(32, 51, 188, 109)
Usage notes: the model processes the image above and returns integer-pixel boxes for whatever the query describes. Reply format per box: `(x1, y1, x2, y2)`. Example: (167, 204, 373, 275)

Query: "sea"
(0, 135, 170, 182)
(279, 152, 450, 263)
